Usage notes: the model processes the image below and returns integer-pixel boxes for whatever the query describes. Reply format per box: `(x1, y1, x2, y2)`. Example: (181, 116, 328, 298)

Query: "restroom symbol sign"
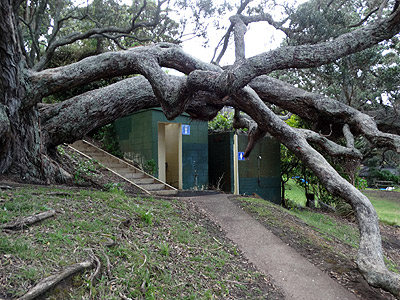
(238, 152, 245, 160)
(182, 125, 190, 135)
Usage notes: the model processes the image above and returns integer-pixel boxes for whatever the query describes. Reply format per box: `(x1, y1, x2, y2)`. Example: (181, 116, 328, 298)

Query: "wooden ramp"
(70, 140, 178, 196)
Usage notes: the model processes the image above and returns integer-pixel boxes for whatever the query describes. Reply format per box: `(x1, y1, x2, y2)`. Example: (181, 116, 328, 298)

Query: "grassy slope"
(0, 187, 276, 300)
(235, 196, 399, 274)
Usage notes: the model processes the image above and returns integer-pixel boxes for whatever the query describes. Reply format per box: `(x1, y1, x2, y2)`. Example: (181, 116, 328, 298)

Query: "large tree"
(1, 0, 400, 296)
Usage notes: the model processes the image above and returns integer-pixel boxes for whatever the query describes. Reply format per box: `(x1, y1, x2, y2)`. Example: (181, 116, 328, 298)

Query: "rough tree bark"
(1, 0, 400, 296)
(0, 0, 60, 183)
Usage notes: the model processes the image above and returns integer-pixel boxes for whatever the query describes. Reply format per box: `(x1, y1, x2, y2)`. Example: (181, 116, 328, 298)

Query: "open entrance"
(158, 122, 182, 189)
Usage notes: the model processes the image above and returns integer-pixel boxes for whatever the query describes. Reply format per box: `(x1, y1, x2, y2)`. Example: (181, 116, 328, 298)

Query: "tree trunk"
(0, 0, 64, 182)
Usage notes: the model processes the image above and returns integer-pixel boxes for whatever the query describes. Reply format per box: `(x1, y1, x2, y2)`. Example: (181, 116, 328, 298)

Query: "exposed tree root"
(101, 249, 112, 279)
(0, 184, 13, 190)
(17, 260, 93, 300)
(45, 192, 71, 197)
(119, 292, 133, 300)
(89, 251, 102, 287)
(2, 210, 56, 230)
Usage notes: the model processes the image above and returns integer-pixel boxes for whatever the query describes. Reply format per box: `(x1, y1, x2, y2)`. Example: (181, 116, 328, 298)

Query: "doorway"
(158, 123, 182, 189)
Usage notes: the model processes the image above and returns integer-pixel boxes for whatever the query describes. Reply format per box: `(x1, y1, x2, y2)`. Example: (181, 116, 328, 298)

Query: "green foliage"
(103, 182, 125, 195)
(143, 159, 157, 176)
(272, 0, 400, 115)
(284, 179, 307, 207)
(92, 124, 124, 158)
(74, 159, 98, 183)
(19, 0, 182, 69)
(286, 0, 350, 45)
(138, 208, 154, 226)
(370, 169, 399, 183)
(355, 177, 368, 191)
(208, 111, 234, 132)
(158, 242, 169, 257)
(56, 145, 65, 156)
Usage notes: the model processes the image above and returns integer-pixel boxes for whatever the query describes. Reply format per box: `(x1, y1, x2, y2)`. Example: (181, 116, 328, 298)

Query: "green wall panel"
(115, 109, 208, 190)
(208, 132, 281, 204)
(208, 132, 233, 192)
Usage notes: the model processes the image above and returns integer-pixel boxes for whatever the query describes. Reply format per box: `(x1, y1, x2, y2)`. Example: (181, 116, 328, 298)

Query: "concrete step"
(88, 154, 108, 160)
(134, 178, 154, 184)
(139, 183, 165, 191)
(153, 190, 179, 196)
(113, 168, 138, 174)
(101, 162, 126, 168)
(70, 140, 178, 195)
(124, 173, 145, 179)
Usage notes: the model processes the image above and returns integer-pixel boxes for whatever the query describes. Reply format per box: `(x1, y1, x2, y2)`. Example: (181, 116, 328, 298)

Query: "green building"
(114, 109, 280, 203)
(114, 109, 208, 190)
(208, 132, 281, 204)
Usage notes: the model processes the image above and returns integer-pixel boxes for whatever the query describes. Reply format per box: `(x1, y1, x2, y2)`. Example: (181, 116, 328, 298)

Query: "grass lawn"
(364, 191, 400, 227)
(284, 179, 307, 206)
(285, 179, 400, 226)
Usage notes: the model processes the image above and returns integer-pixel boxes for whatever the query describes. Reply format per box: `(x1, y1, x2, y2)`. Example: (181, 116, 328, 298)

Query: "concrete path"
(189, 193, 359, 300)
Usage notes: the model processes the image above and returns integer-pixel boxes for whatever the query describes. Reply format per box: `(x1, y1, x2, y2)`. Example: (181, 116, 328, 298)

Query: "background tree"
(273, 0, 400, 184)
(1, 0, 400, 296)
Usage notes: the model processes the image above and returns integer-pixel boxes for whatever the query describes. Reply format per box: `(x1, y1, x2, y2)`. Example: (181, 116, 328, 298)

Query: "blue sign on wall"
(182, 124, 190, 135)
(238, 152, 245, 160)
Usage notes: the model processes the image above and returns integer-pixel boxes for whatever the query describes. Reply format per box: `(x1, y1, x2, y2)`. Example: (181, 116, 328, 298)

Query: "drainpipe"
(233, 132, 239, 195)
(258, 155, 262, 186)
(193, 160, 198, 190)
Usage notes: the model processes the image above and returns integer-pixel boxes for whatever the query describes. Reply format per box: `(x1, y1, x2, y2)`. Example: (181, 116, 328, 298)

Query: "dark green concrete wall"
(114, 109, 208, 190)
(208, 132, 281, 204)
(208, 132, 233, 192)
(114, 110, 154, 163)
(238, 134, 281, 204)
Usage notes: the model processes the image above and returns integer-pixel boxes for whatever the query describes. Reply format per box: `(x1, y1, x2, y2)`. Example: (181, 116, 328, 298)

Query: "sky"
(179, 0, 308, 66)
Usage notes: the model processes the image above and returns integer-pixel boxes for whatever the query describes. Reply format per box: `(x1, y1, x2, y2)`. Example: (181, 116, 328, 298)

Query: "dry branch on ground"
(2, 210, 56, 231)
(17, 260, 93, 300)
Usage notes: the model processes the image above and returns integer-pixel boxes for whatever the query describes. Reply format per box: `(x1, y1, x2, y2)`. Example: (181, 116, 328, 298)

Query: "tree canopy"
(1, 0, 400, 297)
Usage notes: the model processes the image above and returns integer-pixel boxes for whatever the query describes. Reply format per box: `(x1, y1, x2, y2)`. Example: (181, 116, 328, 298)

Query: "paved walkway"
(189, 193, 359, 300)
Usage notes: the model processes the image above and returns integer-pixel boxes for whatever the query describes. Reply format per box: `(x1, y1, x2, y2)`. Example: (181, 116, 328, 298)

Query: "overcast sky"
(180, 0, 308, 66)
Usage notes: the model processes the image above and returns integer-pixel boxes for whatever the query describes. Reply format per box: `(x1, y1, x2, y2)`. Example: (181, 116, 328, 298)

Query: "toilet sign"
(238, 152, 245, 160)
(182, 124, 190, 135)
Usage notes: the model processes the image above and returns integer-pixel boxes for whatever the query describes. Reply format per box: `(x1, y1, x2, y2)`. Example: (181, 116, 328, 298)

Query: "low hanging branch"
(2, 210, 56, 231)
(231, 85, 400, 297)
(17, 259, 94, 300)
(299, 128, 363, 160)
(248, 75, 400, 151)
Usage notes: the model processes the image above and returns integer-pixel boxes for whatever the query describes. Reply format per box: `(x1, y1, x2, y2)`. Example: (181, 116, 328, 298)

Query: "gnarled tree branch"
(216, 7, 400, 95)
(249, 76, 400, 152)
(230, 85, 400, 296)
(33, 0, 167, 71)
